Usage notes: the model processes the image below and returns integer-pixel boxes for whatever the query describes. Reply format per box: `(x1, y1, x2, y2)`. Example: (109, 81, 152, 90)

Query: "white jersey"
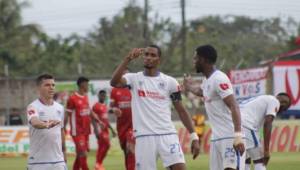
(26, 99, 65, 165)
(201, 70, 235, 140)
(240, 95, 280, 131)
(124, 72, 180, 137)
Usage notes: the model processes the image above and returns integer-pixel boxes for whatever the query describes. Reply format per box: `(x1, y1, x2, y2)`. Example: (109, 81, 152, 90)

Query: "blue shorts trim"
(28, 160, 65, 165)
(135, 133, 177, 139)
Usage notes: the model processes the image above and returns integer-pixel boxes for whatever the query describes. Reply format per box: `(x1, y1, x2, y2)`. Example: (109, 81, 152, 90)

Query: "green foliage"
(0, 0, 299, 78)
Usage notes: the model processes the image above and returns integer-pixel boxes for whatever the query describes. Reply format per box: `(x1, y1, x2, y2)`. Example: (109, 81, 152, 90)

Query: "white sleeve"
(168, 77, 181, 94)
(26, 105, 38, 123)
(265, 97, 280, 117)
(215, 75, 233, 99)
(123, 73, 136, 87)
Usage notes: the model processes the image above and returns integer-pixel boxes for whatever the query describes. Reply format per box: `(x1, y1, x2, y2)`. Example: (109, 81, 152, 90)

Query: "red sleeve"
(110, 88, 117, 107)
(66, 96, 75, 113)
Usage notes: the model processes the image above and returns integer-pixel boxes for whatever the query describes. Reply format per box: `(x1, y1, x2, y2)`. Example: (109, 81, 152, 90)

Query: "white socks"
(245, 163, 266, 170)
(254, 163, 266, 170)
(245, 164, 251, 170)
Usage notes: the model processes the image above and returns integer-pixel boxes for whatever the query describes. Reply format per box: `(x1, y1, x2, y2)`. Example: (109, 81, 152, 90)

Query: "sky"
(20, 0, 300, 37)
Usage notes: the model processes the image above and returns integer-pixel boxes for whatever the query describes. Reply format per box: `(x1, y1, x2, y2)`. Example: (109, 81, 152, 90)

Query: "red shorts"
(119, 129, 135, 149)
(72, 134, 89, 153)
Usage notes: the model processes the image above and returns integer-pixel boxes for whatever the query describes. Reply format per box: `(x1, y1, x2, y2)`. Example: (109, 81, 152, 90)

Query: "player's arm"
(223, 94, 245, 155)
(61, 128, 67, 162)
(110, 48, 143, 87)
(64, 111, 70, 131)
(30, 117, 60, 129)
(183, 74, 203, 97)
(171, 92, 200, 159)
(263, 115, 274, 165)
(91, 118, 100, 139)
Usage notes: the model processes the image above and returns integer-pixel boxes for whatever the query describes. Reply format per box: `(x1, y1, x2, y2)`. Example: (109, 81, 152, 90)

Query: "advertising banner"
(1, 120, 299, 156)
(229, 67, 269, 101)
(273, 61, 300, 110)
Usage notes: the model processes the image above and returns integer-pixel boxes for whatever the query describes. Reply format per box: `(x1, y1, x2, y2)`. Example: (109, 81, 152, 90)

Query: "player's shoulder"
(27, 99, 40, 109)
(159, 72, 177, 82)
(53, 101, 64, 110)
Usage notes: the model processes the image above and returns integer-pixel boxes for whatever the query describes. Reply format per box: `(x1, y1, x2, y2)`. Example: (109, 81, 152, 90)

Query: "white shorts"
(244, 128, 263, 161)
(210, 138, 245, 170)
(135, 134, 185, 170)
(27, 162, 67, 170)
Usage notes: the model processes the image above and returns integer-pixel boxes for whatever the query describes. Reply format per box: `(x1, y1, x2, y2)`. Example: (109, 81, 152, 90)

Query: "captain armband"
(170, 91, 182, 102)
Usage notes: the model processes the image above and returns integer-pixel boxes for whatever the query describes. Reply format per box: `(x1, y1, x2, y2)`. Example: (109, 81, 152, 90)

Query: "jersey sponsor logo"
(138, 90, 146, 97)
(219, 83, 229, 90)
(38, 111, 45, 116)
(137, 89, 166, 100)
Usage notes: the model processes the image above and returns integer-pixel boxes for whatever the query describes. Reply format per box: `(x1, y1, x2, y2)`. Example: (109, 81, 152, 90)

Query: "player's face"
(80, 81, 89, 93)
(277, 95, 291, 113)
(98, 92, 106, 102)
(39, 79, 55, 99)
(143, 47, 160, 69)
(193, 52, 204, 73)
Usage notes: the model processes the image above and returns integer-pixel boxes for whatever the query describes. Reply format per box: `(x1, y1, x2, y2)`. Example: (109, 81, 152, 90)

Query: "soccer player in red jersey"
(110, 74, 135, 170)
(92, 90, 116, 170)
(65, 77, 91, 170)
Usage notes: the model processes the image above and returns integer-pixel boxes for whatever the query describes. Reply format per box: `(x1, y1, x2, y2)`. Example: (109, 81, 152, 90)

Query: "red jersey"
(66, 92, 91, 136)
(92, 102, 109, 129)
(110, 87, 132, 139)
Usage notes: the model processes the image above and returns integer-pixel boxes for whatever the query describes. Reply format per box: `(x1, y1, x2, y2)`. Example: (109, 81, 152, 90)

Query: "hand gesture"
(191, 140, 200, 159)
(47, 120, 61, 128)
(125, 48, 144, 61)
(113, 108, 122, 117)
(183, 74, 193, 92)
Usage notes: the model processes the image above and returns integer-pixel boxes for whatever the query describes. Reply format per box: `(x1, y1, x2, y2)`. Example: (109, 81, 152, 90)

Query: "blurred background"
(0, 0, 300, 169)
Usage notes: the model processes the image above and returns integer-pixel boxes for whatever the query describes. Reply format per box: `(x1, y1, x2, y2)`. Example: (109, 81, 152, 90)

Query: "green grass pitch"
(0, 151, 299, 170)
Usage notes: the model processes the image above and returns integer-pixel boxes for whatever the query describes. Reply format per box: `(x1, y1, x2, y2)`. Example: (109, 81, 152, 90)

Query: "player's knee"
(245, 158, 251, 164)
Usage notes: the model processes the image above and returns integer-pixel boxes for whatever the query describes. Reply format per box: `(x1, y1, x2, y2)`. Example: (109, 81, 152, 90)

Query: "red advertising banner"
(273, 61, 300, 110)
(229, 67, 269, 101)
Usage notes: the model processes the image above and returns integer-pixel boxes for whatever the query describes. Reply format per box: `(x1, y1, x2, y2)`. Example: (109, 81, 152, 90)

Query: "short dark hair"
(36, 74, 54, 85)
(99, 90, 106, 94)
(76, 76, 89, 86)
(148, 44, 162, 57)
(277, 92, 291, 106)
(196, 45, 217, 64)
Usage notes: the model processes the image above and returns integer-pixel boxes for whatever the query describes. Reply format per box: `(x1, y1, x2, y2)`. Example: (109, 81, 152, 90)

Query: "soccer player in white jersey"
(26, 74, 67, 170)
(183, 45, 245, 170)
(240, 93, 291, 170)
(110, 44, 200, 170)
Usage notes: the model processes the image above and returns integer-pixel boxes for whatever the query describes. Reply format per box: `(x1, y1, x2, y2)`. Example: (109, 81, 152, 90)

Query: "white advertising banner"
(229, 67, 269, 101)
(273, 61, 300, 110)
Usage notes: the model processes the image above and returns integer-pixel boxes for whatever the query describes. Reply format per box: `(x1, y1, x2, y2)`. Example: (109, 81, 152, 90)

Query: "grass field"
(0, 151, 299, 170)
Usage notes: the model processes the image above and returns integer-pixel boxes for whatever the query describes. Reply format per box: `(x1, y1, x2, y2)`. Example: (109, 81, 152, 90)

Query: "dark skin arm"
(111, 48, 143, 87)
(173, 101, 200, 159)
(263, 115, 274, 166)
(223, 94, 245, 155)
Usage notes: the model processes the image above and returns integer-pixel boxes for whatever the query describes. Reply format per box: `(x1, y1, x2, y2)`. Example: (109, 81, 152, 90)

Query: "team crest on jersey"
(77, 100, 82, 104)
(158, 82, 165, 89)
